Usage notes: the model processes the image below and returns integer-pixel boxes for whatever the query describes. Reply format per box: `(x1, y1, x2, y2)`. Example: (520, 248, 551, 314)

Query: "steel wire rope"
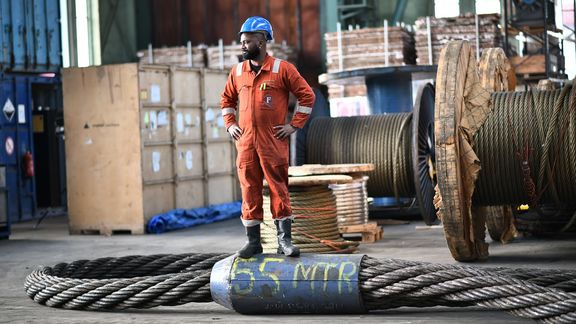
(25, 253, 576, 322)
(474, 84, 576, 206)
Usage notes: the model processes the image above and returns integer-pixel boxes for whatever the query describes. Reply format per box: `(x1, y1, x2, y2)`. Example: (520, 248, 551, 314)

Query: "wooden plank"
(139, 66, 171, 106)
(172, 68, 202, 106)
(289, 163, 375, 176)
(173, 107, 202, 141)
(339, 222, 383, 243)
(509, 55, 546, 75)
(175, 179, 205, 210)
(143, 182, 175, 220)
(142, 144, 174, 182)
(208, 174, 236, 205)
(206, 142, 234, 175)
(175, 143, 204, 178)
(140, 106, 172, 144)
(63, 64, 145, 234)
(267, 174, 354, 187)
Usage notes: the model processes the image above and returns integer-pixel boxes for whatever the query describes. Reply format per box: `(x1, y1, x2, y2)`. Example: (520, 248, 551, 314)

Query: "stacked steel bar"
(414, 14, 501, 65)
(206, 41, 297, 70)
(136, 45, 207, 67)
(324, 26, 416, 73)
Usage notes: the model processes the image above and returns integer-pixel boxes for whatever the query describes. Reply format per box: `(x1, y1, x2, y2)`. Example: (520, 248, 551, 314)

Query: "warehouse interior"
(2, 0, 576, 323)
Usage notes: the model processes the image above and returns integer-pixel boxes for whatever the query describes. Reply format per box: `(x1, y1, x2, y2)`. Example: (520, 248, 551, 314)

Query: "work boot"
(237, 224, 263, 259)
(275, 219, 300, 257)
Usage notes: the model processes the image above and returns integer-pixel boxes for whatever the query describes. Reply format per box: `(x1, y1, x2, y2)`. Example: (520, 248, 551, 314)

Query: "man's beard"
(242, 46, 260, 60)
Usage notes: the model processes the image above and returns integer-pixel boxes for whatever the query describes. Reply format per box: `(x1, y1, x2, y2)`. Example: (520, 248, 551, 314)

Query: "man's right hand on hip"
(227, 123, 243, 140)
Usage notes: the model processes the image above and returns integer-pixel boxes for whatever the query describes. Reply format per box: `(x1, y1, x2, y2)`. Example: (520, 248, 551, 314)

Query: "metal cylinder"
(210, 254, 366, 314)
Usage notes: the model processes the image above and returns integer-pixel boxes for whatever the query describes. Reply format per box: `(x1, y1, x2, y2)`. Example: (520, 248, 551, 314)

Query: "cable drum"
(474, 86, 576, 206)
(307, 114, 414, 197)
(306, 83, 437, 226)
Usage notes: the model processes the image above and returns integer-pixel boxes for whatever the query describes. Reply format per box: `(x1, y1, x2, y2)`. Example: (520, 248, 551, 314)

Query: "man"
(220, 16, 315, 258)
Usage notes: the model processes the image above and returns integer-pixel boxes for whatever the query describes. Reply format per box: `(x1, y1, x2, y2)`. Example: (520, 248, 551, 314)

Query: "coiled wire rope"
(261, 186, 360, 253)
(25, 253, 576, 322)
(474, 84, 576, 206)
(307, 114, 414, 198)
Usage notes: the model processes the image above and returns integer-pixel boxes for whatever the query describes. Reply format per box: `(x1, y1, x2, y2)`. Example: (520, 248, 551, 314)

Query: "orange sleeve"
(284, 63, 315, 129)
(220, 67, 239, 129)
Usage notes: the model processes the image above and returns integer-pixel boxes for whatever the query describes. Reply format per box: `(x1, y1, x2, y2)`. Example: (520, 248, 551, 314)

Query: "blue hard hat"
(239, 16, 273, 41)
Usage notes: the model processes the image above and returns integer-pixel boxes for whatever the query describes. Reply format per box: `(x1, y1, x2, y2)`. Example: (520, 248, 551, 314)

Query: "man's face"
(240, 33, 262, 60)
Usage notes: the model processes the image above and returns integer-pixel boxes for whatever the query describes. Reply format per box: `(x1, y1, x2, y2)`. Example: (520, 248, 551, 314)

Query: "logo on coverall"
(264, 94, 273, 107)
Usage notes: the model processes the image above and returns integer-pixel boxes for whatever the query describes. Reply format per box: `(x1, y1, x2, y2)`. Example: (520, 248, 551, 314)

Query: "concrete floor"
(1, 215, 575, 323)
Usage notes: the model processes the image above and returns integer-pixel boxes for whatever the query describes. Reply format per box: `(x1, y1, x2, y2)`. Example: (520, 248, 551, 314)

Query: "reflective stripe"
(236, 62, 243, 76)
(295, 105, 312, 114)
(241, 218, 263, 227)
(222, 107, 236, 116)
(272, 58, 281, 73)
(275, 215, 295, 221)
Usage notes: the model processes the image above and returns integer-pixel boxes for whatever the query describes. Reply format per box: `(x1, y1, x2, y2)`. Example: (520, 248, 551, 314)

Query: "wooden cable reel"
(435, 41, 576, 261)
(435, 41, 492, 261)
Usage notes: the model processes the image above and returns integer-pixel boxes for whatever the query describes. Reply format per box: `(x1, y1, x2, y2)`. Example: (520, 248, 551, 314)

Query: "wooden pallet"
(339, 222, 383, 243)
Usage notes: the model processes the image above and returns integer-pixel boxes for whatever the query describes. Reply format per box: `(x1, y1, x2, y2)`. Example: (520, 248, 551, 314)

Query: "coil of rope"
(474, 84, 576, 206)
(305, 84, 437, 226)
(328, 176, 369, 226)
(307, 114, 414, 198)
(261, 186, 360, 253)
(25, 253, 576, 323)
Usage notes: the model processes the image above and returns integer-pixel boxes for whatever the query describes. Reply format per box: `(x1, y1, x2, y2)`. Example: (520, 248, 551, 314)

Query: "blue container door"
(0, 74, 36, 223)
(0, 0, 60, 72)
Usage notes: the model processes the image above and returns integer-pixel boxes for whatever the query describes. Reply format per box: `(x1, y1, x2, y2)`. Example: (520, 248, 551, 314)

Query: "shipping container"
(63, 63, 238, 235)
(0, 0, 61, 72)
(0, 72, 63, 227)
(0, 166, 8, 238)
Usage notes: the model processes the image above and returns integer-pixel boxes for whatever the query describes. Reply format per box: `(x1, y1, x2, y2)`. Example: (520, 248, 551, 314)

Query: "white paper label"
(212, 127, 219, 138)
(152, 151, 161, 172)
(18, 104, 25, 123)
(185, 150, 193, 170)
(205, 108, 215, 121)
(157, 111, 168, 126)
(185, 113, 193, 125)
(176, 113, 184, 133)
(150, 84, 161, 103)
(149, 111, 158, 130)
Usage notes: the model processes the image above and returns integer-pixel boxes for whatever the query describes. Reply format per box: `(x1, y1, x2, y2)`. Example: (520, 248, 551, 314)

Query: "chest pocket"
(259, 80, 279, 110)
(238, 85, 251, 111)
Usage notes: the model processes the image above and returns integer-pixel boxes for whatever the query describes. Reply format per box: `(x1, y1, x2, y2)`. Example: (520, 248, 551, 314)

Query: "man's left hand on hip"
(273, 124, 297, 140)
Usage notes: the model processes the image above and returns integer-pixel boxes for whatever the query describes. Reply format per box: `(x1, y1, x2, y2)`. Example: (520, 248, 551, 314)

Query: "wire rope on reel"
(306, 87, 437, 225)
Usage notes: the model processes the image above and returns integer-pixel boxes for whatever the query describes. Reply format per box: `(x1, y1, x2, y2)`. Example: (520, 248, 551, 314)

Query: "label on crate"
(176, 113, 184, 133)
(150, 85, 161, 103)
(186, 150, 193, 170)
(152, 151, 161, 172)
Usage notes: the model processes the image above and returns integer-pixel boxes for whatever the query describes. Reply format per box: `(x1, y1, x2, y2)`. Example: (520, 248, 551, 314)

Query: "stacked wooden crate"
(136, 45, 206, 67)
(324, 26, 416, 73)
(63, 64, 239, 235)
(206, 41, 297, 70)
(414, 14, 502, 65)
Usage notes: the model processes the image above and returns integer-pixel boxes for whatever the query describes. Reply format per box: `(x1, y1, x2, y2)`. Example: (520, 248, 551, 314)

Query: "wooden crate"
(339, 222, 383, 243)
(63, 64, 236, 235)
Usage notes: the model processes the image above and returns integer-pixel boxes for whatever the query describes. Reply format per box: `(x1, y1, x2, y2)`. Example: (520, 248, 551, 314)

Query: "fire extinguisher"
(22, 151, 34, 178)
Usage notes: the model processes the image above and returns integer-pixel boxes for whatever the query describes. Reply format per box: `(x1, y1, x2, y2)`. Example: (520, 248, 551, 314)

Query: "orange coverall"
(221, 55, 315, 225)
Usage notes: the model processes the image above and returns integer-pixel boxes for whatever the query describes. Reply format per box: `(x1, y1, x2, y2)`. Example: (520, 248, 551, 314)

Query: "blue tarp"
(146, 201, 242, 234)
